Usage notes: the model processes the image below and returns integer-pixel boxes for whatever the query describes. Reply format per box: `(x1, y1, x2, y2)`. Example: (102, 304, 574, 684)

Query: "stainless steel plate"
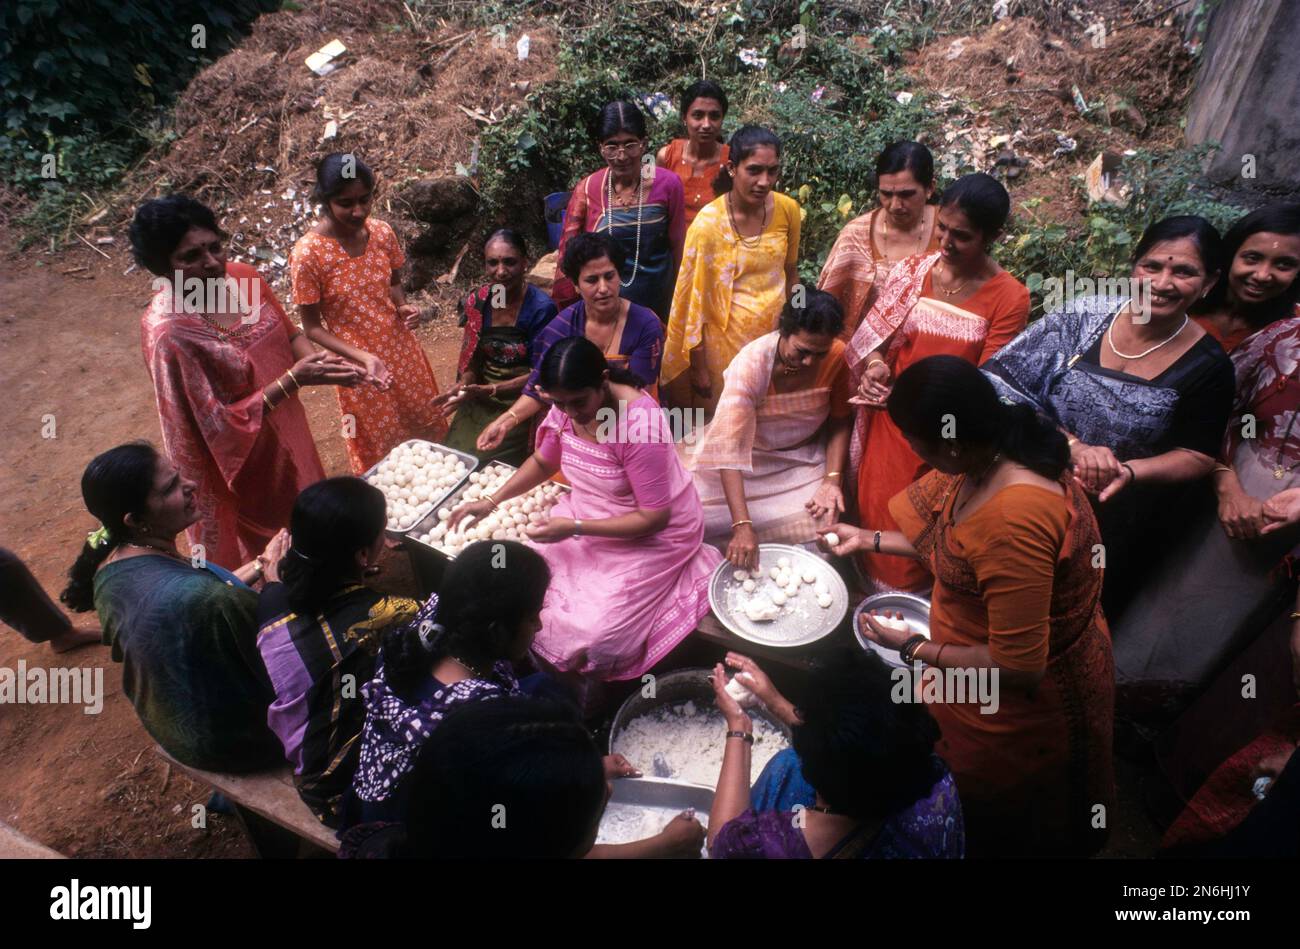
(853, 591, 932, 668)
(596, 778, 715, 856)
(361, 440, 479, 537)
(707, 544, 848, 648)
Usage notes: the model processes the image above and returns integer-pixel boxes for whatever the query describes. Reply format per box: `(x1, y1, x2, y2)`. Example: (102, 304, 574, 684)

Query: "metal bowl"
(608, 667, 793, 778)
(707, 543, 848, 648)
(853, 591, 932, 668)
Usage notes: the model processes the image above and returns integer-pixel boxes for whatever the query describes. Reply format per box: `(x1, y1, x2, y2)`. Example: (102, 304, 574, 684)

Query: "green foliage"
(1, 0, 278, 238)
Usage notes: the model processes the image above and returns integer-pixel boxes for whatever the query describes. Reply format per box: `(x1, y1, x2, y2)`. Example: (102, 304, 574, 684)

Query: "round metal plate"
(707, 544, 848, 648)
(853, 591, 932, 667)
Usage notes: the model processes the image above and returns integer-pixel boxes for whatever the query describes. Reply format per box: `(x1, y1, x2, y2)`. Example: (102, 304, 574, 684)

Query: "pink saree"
(141, 261, 326, 569)
(529, 394, 722, 681)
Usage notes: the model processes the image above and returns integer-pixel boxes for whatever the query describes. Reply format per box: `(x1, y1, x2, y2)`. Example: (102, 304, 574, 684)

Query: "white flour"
(612, 700, 789, 787)
(595, 803, 709, 854)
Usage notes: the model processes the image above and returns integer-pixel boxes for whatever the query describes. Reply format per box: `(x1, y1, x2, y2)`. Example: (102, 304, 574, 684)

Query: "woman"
(824, 357, 1115, 857)
(1, 547, 100, 653)
(256, 477, 420, 827)
(476, 233, 664, 455)
(707, 650, 964, 859)
(685, 289, 852, 566)
(436, 229, 558, 465)
(848, 173, 1029, 593)
(346, 540, 548, 825)
(341, 696, 706, 859)
(983, 215, 1235, 619)
(131, 194, 360, 570)
(60, 443, 284, 772)
(661, 125, 802, 416)
(1111, 205, 1300, 724)
(551, 100, 686, 320)
(290, 152, 448, 474)
(451, 338, 721, 687)
(655, 80, 730, 225)
(818, 141, 941, 341)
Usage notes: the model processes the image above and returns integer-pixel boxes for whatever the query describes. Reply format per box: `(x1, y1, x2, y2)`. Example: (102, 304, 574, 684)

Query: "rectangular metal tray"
(596, 778, 714, 856)
(360, 439, 479, 537)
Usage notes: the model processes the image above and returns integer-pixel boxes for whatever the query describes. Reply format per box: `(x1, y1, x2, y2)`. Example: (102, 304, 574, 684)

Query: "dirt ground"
(0, 242, 462, 857)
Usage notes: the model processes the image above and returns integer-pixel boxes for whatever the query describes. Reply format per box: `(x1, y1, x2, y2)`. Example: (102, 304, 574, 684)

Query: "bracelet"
(899, 634, 927, 664)
(262, 393, 275, 412)
(1212, 464, 1233, 474)
(824, 470, 842, 480)
(731, 519, 753, 529)
(1290, 612, 1300, 621)
(1122, 462, 1137, 483)
(933, 642, 948, 665)
(725, 730, 754, 745)
(873, 530, 882, 554)
(275, 378, 292, 401)
(1066, 435, 1079, 447)
(866, 358, 887, 371)
(482, 492, 499, 511)
(573, 518, 583, 536)
(285, 369, 300, 390)
(505, 409, 520, 424)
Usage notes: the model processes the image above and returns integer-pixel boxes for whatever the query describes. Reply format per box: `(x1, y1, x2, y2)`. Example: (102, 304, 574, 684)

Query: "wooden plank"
(154, 748, 339, 854)
(0, 820, 65, 859)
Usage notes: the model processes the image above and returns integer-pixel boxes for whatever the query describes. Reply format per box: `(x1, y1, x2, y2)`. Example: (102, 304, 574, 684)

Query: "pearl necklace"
(1106, 313, 1188, 360)
(604, 169, 644, 289)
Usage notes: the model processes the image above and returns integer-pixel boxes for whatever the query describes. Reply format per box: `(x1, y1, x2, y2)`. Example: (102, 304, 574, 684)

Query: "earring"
(949, 449, 959, 458)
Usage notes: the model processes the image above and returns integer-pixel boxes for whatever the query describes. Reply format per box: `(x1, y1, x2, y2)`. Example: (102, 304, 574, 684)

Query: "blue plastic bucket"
(545, 191, 570, 250)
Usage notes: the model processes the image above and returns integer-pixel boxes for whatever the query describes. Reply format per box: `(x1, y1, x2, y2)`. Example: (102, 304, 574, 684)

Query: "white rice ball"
(742, 579, 756, 593)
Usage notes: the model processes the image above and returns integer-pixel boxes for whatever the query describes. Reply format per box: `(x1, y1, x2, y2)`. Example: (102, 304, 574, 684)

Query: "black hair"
(938, 172, 1011, 238)
(538, 335, 646, 391)
(876, 141, 935, 188)
(886, 355, 1070, 480)
(791, 650, 944, 821)
(484, 227, 529, 258)
(128, 195, 226, 277)
(380, 541, 551, 698)
(1131, 215, 1223, 272)
(778, 287, 844, 338)
(1201, 202, 1300, 317)
(713, 125, 781, 195)
(402, 696, 606, 858)
(277, 477, 387, 617)
(680, 79, 728, 117)
(559, 230, 627, 283)
(61, 442, 159, 612)
(311, 152, 376, 206)
(596, 100, 647, 142)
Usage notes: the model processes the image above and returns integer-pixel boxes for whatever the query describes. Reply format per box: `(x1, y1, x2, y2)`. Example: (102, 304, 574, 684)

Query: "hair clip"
(418, 621, 446, 652)
(86, 525, 111, 550)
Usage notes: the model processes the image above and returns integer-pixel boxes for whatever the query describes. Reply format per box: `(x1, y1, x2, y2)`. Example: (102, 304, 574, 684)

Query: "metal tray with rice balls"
(707, 543, 849, 648)
(361, 440, 478, 538)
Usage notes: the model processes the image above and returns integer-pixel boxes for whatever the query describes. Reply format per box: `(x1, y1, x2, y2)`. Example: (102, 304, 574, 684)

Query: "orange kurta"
(290, 219, 446, 473)
(889, 472, 1115, 857)
(851, 258, 1029, 591)
(660, 139, 730, 224)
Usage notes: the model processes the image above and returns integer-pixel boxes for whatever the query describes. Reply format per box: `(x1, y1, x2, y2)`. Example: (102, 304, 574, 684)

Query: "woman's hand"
(358, 353, 392, 390)
(652, 812, 706, 858)
(1095, 462, 1136, 503)
(726, 522, 759, 571)
(397, 303, 422, 330)
(525, 516, 577, 544)
(690, 361, 712, 401)
(1218, 486, 1266, 540)
(710, 662, 752, 732)
(291, 350, 365, 388)
(477, 415, 512, 452)
(723, 652, 778, 708)
(447, 499, 492, 532)
(1072, 443, 1123, 494)
(603, 754, 641, 780)
(859, 609, 911, 651)
(805, 481, 845, 522)
(258, 529, 291, 584)
(816, 522, 867, 556)
(1261, 487, 1300, 535)
(851, 360, 892, 408)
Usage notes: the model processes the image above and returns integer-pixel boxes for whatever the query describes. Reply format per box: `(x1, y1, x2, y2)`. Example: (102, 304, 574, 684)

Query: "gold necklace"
(193, 309, 256, 341)
(935, 262, 969, 297)
(880, 209, 927, 259)
(727, 193, 767, 249)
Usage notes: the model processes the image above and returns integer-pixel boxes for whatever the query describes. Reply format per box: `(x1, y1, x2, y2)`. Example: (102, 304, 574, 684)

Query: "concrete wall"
(1185, 0, 1300, 194)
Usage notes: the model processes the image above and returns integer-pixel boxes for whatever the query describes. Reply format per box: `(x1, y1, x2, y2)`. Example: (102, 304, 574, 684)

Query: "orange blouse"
(660, 139, 730, 224)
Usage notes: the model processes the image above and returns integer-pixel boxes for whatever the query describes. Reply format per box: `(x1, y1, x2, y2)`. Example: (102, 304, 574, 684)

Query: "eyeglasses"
(600, 142, 645, 158)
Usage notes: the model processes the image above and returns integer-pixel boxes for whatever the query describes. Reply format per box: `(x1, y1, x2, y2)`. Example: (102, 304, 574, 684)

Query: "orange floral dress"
(290, 219, 446, 472)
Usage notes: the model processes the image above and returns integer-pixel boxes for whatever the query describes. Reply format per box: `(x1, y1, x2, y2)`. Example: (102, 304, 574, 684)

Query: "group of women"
(27, 75, 1300, 859)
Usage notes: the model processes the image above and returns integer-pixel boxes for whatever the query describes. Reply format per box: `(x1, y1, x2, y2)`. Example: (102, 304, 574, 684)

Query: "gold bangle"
(1290, 612, 1300, 621)
(482, 492, 499, 511)
(866, 358, 887, 370)
(263, 393, 275, 412)
(824, 470, 841, 480)
(506, 409, 520, 424)
(731, 519, 753, 529)
(1066, 435, 1079, 447)
(285, 369, 300, 390)
(276, 378, 291, 401)
(1213, 464, 1233, 474)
